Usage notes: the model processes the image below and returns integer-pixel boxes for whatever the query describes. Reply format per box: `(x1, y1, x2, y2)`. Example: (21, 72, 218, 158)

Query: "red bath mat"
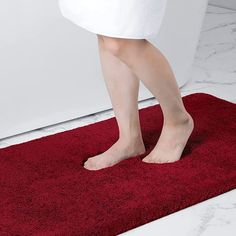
(0, 93, 236, 235)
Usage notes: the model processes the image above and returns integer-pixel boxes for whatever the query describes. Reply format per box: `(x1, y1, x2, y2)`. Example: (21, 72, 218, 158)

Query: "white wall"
(0, 0, 208, 139)
(209, 0, 236, 9)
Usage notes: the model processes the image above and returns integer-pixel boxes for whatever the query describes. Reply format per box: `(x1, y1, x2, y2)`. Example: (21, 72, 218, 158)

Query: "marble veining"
(181, 5, 236, 104)
(0, 4, 235, 236)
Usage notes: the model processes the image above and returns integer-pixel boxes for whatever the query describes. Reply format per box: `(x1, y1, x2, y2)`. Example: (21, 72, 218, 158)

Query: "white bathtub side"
(0, 0, 208, 139)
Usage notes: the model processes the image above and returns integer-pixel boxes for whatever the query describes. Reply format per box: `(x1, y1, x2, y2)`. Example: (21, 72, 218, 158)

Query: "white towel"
(58, 0, 167, 39)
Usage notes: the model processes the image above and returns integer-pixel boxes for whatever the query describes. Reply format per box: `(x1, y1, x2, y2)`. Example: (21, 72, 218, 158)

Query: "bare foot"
(84, 136, 146, 170)
(142, 113, 194, 164)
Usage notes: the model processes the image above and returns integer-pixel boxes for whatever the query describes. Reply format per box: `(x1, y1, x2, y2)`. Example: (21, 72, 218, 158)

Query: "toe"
(83, 159, 90, 167)
(142, 157, 151, 163)
(158, 157, 171, 163)
(167, 158, 178, 163)
(84, 159, 94, 170)
(84, 160, 103, 171)
(83, 163, 90, 169)
(84, 163, 96, 170)
(83, 161, 88, 168)
(156, 159, 164, 163)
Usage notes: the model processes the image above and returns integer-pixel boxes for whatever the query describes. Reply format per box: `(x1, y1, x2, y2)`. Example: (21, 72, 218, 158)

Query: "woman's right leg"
(84, 35, 146, 170)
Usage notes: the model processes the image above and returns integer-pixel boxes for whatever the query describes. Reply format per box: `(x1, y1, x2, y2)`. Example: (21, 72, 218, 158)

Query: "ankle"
(118, 133, 144, 148)
(164, 112, 193, 127)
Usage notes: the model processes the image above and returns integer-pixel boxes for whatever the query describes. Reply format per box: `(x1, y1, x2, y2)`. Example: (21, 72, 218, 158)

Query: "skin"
(84, 35, 194, 171)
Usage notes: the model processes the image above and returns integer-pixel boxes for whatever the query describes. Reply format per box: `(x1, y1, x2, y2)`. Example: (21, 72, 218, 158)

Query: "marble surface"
(0, 4, 235, 236)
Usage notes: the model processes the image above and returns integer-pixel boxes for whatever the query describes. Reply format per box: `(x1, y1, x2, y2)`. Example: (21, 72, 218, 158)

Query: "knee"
(102, 36, 128, 57)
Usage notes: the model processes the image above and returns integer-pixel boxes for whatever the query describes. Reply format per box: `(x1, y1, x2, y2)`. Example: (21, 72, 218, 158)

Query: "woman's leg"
(101, 36, 194, 164)
(84, 35, 146, 170)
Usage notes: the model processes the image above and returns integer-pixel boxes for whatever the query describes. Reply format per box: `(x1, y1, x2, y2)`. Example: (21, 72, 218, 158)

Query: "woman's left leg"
(102, 36, 194, 164)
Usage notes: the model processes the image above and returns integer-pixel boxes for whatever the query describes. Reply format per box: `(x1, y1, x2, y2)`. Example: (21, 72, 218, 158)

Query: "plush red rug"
(0, 93, 236, 235)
